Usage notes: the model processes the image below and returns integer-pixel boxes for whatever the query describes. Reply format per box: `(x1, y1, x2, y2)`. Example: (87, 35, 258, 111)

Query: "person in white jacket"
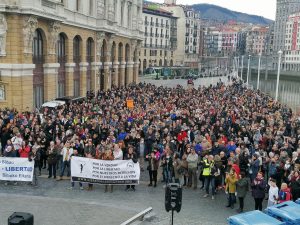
(268, 178, 279, 207)
(113, 143, 123, 160)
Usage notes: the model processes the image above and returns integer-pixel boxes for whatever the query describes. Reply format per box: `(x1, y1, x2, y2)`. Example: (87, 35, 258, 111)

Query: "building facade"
(141, 4, 177, 71)
(245, 26, 269, 55)
(283, 13, 300, 71)
(0, 0, 143, 110)
(161, 3, 201, 68)
(273, 0, 300, 69)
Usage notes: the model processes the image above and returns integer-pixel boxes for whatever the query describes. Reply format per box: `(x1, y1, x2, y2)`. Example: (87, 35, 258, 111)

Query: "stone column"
(80, 62, 89, 96)
(133, 61, 139, 83)
(43, 63, 60, 101)
(126, 61, 134, 85)
(119, 61, 126, 87)
(91, 62, 101, 92)
(65, 63, 75, 96)
(104, 62, 112, 91)
(112, 62, 119, 87)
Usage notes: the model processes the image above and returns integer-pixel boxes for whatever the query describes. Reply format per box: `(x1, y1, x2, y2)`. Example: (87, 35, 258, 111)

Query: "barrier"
(120, 207, 153, 225)
(227, 210, 285, 225)
(265, 201, 300, 225)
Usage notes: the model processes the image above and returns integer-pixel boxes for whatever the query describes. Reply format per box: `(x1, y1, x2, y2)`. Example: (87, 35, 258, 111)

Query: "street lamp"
(275, 50, 283, 101)
(257, 53, 262, 90)
(246, 55, 251, 87)
(240, 55, 244, 81)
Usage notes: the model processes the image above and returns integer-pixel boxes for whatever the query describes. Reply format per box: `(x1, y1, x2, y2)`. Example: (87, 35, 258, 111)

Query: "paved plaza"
(0, 166, 265, 225)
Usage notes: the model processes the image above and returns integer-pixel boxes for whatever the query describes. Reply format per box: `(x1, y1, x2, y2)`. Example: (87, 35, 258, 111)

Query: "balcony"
(145, 32, 148, 36)
(193, 41, 197, 46)
(161, 23, 165, 27)
(150, 22, 154, 26)
(194, 25, 198, 29)
(166, 24, 169, 28)
(165, 35, 169, 38)
(185, 49, 189, 53)
(186, 23, 190, 27)
(185, 41, 189, 45)
(145, 21, 149, 25)
(150, 33, 154, 37)
(193, 32, 197, 37)
(155, 33, 159, 37)
(185, 33, 189, 36)
(155, 23, 160, 27)
(160, 34, 164, 38)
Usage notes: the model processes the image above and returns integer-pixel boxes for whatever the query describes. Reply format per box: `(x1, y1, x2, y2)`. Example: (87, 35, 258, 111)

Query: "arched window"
(57, 34, 65, 60)
(33, 30, 43, 63)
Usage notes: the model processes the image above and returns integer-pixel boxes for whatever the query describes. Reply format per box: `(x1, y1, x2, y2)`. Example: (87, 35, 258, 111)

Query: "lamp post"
(246, 55, 251, 87)
(275, 50, 283, 101)
(257, 53, 262, 90)
(240, 55, 244, 81)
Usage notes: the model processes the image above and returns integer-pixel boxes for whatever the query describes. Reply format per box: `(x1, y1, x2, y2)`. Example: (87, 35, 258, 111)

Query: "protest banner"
(71, 157, 140, 185)
(0, 157, 34, 182)
(126, 99, 134, 108)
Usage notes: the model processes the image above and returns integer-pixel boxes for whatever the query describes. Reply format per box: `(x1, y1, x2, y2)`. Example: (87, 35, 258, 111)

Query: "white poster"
(71, 157, 140, 185)
(0, 157, 34, 182)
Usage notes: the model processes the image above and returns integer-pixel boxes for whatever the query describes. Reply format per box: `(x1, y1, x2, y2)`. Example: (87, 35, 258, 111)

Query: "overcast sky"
(150, 0, 276, 20)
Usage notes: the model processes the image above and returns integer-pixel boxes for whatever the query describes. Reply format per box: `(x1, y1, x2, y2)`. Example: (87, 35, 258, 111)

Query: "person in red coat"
(278, 183, 292, 203)
(19, 141, 31, 158)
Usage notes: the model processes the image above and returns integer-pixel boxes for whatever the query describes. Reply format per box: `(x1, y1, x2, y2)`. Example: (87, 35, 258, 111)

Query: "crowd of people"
(0, 79, 300, 213)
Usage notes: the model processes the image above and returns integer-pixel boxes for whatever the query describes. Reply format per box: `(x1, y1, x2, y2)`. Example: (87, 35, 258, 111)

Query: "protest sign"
(0, 157, 34, 182)
(71, 157, 140, 185)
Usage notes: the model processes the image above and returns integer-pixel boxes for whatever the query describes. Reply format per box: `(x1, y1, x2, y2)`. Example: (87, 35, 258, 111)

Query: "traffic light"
(165, 183, 182, 213)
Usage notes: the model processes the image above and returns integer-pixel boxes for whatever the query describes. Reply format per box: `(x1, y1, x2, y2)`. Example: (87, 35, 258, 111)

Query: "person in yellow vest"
(203, 155, 216, 200)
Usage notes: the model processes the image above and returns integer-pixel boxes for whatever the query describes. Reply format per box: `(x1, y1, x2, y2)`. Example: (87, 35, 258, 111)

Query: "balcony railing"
(166, 35, 169, 38)
(150, 22, 154, 26)
(193, 41, 197, 46)
(150, 33, 154, 37)
(160, 34, 164, 38)
(161, 23, 165, 27)
(155, 33, 159, 37)
(145, 21, 149, 25)
(185, 33, 189, 36)
(166, 24, 169, 28)
(155, 23, 160, 27)
(193, 33, 197, 37)
(186, 23, 190, 27)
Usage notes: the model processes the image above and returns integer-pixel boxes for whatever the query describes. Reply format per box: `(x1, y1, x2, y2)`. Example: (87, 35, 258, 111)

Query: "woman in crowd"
(251, 172, 267, 211)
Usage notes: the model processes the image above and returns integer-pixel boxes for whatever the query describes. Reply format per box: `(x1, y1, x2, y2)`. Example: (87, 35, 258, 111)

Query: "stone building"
(283, 13, 300, 71)
(273, 0, 300, 68)
(0, 0, 143, 110)
(141, 4, 177, 71)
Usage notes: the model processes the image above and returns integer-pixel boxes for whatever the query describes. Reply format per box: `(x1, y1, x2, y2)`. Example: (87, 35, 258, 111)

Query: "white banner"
(71, 157, 140, 185)
(0, 157, 34, 182)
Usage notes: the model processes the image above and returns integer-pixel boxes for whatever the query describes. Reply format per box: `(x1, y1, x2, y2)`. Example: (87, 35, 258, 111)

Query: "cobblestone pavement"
(0, 167, 266, 225)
